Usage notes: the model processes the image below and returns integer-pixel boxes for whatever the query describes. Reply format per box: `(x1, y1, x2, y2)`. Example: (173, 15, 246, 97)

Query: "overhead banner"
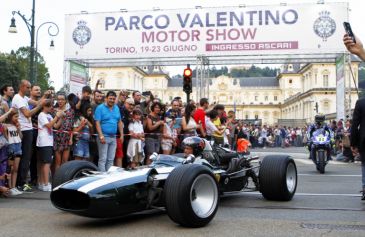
(336, 54, 346, 121)
(64, 2, 348, 60)
(69, 61, 87, 95)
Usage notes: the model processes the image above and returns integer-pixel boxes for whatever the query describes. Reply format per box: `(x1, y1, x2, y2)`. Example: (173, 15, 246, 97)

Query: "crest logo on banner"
(72, 20, 92, 48)
(313, 11, 336, 41)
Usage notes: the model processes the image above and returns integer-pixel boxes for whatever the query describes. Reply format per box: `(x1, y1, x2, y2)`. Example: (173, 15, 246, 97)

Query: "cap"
(126, 98, 135, 105)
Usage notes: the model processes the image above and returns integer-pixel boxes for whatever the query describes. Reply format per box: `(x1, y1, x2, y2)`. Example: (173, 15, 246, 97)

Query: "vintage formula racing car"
(51, 140, 297, 227)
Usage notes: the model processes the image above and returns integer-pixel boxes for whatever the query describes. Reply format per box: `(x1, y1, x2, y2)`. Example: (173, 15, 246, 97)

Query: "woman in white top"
(182, 104, 203, 139)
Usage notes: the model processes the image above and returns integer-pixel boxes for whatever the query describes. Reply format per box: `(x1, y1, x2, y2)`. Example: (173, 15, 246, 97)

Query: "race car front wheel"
(165, 164, 219, 227)
(52, 160, 98, 189)
(259, 155, 297, 201)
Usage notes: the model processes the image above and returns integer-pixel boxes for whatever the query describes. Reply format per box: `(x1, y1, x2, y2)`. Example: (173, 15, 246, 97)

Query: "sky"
(1, 0, 364, 90)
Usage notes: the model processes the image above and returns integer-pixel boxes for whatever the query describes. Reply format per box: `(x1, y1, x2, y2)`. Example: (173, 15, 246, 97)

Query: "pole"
(34, 22, 59, 84)
(29, 0, 36, 85)
(186, 92, 190, 104)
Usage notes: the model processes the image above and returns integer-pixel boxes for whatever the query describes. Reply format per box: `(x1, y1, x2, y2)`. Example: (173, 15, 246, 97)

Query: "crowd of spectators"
(0, 80, 357, 197)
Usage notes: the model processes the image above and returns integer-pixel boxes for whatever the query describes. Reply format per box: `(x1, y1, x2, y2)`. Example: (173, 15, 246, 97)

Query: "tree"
(0, 51, 21, 91)
(15, 47, 51, 91)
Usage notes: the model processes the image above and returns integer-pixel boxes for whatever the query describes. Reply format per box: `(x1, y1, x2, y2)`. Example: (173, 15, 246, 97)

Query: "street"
(1, 147, 364, 237)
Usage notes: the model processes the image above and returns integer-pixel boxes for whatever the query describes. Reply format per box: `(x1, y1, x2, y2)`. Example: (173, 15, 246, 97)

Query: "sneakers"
(37, 184, 44, 191)
(39, 183, 52, 192)
(18, 184, 34, 193)
(9, 187, 23, 196)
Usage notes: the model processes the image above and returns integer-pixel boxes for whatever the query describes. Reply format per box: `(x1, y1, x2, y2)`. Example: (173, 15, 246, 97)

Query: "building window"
(274, 96, 278, 101)
(169, 96, 173, 101)
(265, 96, 268, 101)
(245, 114, 249, 119)
(323, 74, 329, 87)
(255, 96, 258, 101)
(289, 79, 292, 84)
(255, 114, 259, 119)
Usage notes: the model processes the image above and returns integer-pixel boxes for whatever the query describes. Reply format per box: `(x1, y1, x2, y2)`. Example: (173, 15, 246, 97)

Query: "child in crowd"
(73, 105, 94, 161)
(37, 101, 62, 191)
(3, 110, 23, 196)
(127, 109, 145, 168)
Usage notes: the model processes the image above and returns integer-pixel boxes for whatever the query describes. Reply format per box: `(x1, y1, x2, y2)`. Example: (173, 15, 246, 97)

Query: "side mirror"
(183, 154, 196, 164)
(149, 152, 159, 161)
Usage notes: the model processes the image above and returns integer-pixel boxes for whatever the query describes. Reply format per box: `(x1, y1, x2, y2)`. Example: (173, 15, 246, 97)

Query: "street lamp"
(34, 22, 59, 84)
(8, 0, 59, 85)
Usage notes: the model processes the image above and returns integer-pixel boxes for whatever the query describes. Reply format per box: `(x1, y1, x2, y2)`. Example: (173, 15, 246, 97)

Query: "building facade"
(89, 61, 359, 125)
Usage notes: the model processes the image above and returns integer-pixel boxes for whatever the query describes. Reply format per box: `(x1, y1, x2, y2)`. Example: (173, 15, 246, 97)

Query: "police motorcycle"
(307, 115, 334, 174)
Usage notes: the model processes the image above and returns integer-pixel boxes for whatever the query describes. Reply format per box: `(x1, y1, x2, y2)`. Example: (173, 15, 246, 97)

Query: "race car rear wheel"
(165, 164, 219, 227)
(52, 160, 98, 188)
(259, 155, 297, 201)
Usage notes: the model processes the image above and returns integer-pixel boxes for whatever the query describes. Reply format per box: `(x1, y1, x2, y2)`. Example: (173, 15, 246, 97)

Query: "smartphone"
(343, 22, 356, 43)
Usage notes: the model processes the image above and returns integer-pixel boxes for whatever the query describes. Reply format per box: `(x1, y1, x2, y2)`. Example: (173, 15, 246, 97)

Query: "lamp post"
(8, 0, 59, 85)
(34, 22, 59, 84)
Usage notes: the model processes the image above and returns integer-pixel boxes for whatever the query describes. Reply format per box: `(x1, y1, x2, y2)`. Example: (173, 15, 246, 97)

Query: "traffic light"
(183, 66, 192, 94)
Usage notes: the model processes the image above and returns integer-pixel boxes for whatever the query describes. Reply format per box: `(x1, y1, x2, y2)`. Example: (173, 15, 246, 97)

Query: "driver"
(307, 114, 334, 161)
(182, 136, 205, 159)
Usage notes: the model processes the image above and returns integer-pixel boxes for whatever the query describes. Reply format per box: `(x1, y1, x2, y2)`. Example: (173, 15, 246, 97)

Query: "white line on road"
(230, 192, 361, 197)
(298, 174, 361, 177)
(294, 159, 349, 165)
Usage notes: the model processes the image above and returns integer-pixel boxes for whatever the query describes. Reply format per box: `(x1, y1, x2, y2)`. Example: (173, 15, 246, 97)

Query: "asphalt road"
(1, 147, 364, 237)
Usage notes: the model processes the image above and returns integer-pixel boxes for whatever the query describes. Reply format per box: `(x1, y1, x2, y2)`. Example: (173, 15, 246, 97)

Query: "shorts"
(38, 146, 53, 163)
(7, 143, 22, 159)
(115, 138, 124, 159)
(73, 140, 90, 158)
(145, 138, 160, 155)
(161, 140, 173, 151)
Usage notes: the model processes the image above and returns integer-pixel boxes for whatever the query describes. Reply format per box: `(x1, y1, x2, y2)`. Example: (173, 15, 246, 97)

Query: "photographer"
(343, 32, 365, 200)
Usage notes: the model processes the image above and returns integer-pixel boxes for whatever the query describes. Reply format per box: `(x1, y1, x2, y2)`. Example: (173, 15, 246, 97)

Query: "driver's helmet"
(182, 136, 205, 157)
(315, 114, 325, 125)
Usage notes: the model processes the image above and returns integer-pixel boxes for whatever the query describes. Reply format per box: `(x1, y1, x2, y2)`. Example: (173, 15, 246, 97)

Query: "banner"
(69, 61, 87, 95)
(336, 54, 346, 120)
(64, 2, 348, 60)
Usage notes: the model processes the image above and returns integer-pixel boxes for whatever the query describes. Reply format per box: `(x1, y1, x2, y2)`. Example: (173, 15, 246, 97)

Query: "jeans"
(17, 130, 33, 186)
(97, 136, 117, 172)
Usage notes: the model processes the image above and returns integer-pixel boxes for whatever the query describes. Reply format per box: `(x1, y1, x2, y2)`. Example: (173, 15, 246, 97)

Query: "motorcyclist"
(182, 136, 205, 159)
(307, 114, 334, 161)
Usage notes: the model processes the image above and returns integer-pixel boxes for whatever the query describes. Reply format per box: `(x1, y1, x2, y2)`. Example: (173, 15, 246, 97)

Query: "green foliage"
(0, 51, 20, 91)
(0, 47, 51, 93)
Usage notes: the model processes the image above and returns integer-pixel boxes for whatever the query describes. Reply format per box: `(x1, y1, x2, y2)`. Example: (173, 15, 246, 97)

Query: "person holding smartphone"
(343, 25, 365, 200)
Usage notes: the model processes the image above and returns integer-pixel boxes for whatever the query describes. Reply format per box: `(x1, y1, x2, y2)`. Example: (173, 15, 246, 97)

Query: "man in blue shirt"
(94, 91, 124, 171)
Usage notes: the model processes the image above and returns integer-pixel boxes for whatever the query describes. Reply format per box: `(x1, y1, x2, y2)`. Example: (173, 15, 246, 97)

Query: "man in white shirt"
(12, 80, 44, 192)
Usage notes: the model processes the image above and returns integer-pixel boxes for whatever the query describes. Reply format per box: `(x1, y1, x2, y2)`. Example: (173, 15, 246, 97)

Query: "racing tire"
(165, 164, 219, 227)
(317, 150, 326, 174)
(259, 155, 297, 201)
(52, 160, 98, 188)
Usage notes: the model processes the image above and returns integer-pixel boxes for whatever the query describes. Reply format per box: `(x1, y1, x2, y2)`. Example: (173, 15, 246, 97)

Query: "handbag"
(342, 134, 350, 148)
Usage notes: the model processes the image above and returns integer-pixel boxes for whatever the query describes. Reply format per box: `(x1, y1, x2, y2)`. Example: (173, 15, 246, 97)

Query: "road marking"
(294, 159, 349, 165)
(298, 174, 361, 177)
(228, 192, 361, 197)
(295, 193, 361, 197)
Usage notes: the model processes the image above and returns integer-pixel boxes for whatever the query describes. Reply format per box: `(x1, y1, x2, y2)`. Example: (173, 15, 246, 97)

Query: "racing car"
(51, 137, 297, 228)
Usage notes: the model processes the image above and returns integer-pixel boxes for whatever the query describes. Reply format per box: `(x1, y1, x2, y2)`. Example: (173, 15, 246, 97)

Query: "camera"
(142, 91, 152, 97)
(343, 22, 356, 43)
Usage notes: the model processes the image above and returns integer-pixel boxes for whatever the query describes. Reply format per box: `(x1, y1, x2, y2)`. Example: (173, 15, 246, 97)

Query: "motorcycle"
(310, 128, 332, 174)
